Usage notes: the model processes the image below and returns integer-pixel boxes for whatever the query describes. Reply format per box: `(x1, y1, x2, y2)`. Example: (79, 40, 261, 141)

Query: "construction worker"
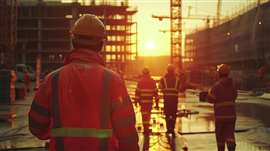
(200, 64, 237, 151)
(159, 64, 180, 136)
(159, 64, 196, 136)
(28, 14, 139, 151)
(135, 67, 158, 135)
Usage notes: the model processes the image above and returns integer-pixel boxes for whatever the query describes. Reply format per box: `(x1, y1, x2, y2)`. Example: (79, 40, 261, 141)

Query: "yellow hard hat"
(167, 64, 175, 73)
(70, 14, 106, 39)
(142, 67, 150, 75)
(217, 64, 231, 75)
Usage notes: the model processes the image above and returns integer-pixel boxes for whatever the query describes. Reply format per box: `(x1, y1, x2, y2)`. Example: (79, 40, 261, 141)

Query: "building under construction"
(185, 1, 270, 71)
(183, 1, 270, 90)
(16, 0, 137, 72)
(0, 0, 18, 68)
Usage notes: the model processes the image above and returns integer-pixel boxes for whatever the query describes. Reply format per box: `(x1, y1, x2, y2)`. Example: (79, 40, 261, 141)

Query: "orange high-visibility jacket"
(28, 49, 139, 151)
(135, 75, 158, 103)
(207, 77, 238, 121)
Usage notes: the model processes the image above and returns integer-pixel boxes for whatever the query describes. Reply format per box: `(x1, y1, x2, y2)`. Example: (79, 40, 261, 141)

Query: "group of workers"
(135, 64, 195, 137)
(28, 14, 238, 151)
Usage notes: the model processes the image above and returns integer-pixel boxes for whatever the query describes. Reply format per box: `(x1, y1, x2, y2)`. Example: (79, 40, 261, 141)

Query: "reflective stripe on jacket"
(28, 49, 139, 151)
(159, 73, 180, 97)
(135, 75, 158, 103)
(208, 77, 237, 120)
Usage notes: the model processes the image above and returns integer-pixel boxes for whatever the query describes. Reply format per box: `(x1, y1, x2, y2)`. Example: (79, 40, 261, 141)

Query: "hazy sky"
(131, 0, 259, 56)
(62, 0, 260, 56)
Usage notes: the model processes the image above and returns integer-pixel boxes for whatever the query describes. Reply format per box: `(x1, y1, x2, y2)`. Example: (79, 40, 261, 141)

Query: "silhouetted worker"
(29, 14, 139, 151)
(200, 64, 237, 151)
(159, 64, 197, 136)
(135, 67, 159, 136)
(159, 64, 181, 136)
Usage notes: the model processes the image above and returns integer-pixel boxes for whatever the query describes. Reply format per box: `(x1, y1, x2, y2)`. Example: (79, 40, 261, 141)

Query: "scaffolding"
(0, 0, 18, 67)
(16, 1, 137, 72)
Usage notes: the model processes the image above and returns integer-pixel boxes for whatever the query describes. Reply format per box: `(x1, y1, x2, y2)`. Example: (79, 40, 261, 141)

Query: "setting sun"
(145, 41, 156, 50)
(141, 40, 160, 56)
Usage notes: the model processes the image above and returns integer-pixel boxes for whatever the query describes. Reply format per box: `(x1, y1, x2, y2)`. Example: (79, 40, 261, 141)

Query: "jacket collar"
(64, 48, 105, 66)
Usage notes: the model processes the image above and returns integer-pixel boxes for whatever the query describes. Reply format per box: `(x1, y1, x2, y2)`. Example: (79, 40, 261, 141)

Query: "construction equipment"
(152, 0, 217, 70)
(171, 0, 182, 69)
(150, 0, 182, 69)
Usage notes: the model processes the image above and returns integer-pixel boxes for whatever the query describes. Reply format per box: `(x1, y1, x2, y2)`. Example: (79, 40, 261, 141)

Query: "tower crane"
(152, 0, 220, 69)
(152, 13, 215, 68)
(151, 0, 183, 68)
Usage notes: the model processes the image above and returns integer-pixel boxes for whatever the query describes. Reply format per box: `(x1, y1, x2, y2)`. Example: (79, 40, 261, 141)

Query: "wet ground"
(0, 81, 270, 151)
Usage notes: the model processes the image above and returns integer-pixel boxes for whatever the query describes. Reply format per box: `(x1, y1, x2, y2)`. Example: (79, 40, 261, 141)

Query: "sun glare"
(139, 41, 160, 56)
(145, 41, 156, 50)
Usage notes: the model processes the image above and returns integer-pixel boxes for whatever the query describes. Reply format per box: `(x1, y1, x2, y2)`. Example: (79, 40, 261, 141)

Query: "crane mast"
(170, 0, 182, 69)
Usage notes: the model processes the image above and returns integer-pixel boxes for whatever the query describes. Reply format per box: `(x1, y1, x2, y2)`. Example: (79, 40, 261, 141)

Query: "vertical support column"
(13, 0, 18, 66)
(36, 18, 42, 90)
(124, 14, 127, 65)
(135, 22, 138, 60)
(35, 1, 43, 90)
(216, 0, 222, 25)
(9, 0, 17, 66)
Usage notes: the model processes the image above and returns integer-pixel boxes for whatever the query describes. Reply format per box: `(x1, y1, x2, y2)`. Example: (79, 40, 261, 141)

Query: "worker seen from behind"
(159, 64, 196, 136)
(200, 64, 237, 151)
(28, 14, 139, 151)
(135, 67, 159, 135)
(159, 64, 181, 136)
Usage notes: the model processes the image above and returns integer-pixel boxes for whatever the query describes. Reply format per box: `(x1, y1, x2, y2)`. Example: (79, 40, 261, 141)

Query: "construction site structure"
(0, 0, 18, 68)
(16, 0, 137, 73)
(170, 0, 182, 69)
(151, 0, 183, 70)
(185, 0, 270, 71)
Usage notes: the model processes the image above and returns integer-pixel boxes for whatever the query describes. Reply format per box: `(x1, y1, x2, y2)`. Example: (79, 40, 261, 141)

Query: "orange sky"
(62, 0, 257, 56)
(130, 0, 254, 56)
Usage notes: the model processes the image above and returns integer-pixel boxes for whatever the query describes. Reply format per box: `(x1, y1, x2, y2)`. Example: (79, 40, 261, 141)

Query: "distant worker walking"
(29, 14, 139, 151)
(159, 64, 196, 136)
(200, 64, 237, 151)
(159, 64, 181, 136)
(135, 67, 159, 135)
